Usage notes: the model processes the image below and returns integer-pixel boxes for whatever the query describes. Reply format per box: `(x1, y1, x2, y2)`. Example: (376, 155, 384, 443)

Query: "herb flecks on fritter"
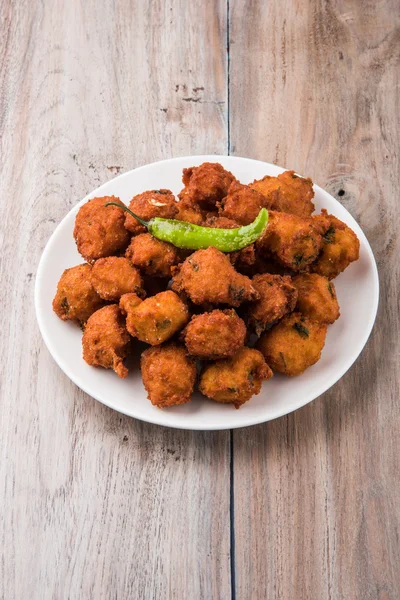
(199, 347, 273, 409)
(171, 246, 259, 307)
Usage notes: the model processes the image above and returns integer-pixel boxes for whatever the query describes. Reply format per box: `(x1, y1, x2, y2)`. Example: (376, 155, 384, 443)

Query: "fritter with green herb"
(292, 273, 340, 324)
(257, 312, 327, 376)
(125, 290, 189, 345)
(171, 246, 259, 307)
(199, 347, 273, 409)
(53, 263, 104, 327)
(311, 211, 360, 279)
(256, 211, 323, 271)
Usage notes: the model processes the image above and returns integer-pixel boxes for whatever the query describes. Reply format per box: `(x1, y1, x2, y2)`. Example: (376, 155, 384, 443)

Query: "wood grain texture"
(230, 1, 400, 599)
(0, 1, 231, 599)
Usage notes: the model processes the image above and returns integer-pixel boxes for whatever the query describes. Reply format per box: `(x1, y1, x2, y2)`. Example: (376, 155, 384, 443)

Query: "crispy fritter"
(53, 263, 104, 326)
(125, 290, 189, 345)
(90, 256, 143, 301)
(178, 162, 235, 210)
(218, 181, 276, 225)
(257, 312, 327, 376)
(292, 273, 340, 324)
(125, 233, 181, 278)
(250, 170, 315, 217)
(175, 199, 205, 225)
(124, 189, 178, 234)
(171, 246, 259, 307)
(182, 309, 246, 359)
(257, 211, 323, 271)
(247, 274, 298, 335)
(199, 347, 273, 409)
(141, 343, 196, 407)
(311, 211, 360, 279)
(73, 196, 130, 261)
(119, 292, 144, 316)
(82, 305, 131, 378)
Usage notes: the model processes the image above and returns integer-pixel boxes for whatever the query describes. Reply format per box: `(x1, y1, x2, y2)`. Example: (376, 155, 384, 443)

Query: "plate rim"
(35, 155, 380, 431)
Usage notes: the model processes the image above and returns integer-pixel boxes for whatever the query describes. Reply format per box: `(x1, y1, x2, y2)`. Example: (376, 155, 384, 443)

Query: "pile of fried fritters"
(53, 162, 360, 409)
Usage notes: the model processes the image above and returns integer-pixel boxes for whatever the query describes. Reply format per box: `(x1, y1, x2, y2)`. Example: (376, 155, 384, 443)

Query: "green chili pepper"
(105, 202, 269, 252)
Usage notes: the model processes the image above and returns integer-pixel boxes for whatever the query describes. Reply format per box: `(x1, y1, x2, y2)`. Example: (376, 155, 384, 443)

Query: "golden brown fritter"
(292, 273, 340, 324)
(175, 199, 205, 225)
(218, 181, 276, 225)
(178, 162, 235, 210)
(257, 211, 323, 271)
(311, 211, 360, 279)
(119, 292, 144, 316)
(199, 347, 273, 409)
(90, 256, 143, 301)
(171, 246, 259, 307)
(73, 196, 130, 262)
(82, 305, 131, 378)
(250, 170, 315, 217)
(125, 290, 189, 345)
(181, 309, 246, 359)
(124, 189, 178, 234)
(125, 233, 181, 278)
(247, 274, 298, 335)
(53, 263, 104, 326)
(257, 312, 327, 376)
(141, 343, 196, 407)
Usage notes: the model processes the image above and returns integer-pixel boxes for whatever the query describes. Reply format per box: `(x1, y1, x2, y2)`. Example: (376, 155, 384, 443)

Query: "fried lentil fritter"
(199, 347, 273, 408)
(182, 309, 246, 359)
(257, 312, 327, 376)
(73, 196, 130, 261)
(125, 233, 181, 278)
(250, 170, 315, 217)
(256, 211, 323, 271)
(141, 343, 196, 407)
(311, 211, 360, 279)
(171, 246, 259, 307)
(246, 274, 298, 335)
(178, 162, 235, 210)
(292, 273, 340, 324)
(125, 290, 189, 345)
(90, 256, 143, 301)
(218, 181, 276, 225)
(82, 305, 131, 378)
(53, 263, 104, 326)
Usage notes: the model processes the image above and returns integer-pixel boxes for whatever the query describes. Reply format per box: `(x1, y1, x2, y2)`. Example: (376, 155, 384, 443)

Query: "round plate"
(35, 156, 379, 430)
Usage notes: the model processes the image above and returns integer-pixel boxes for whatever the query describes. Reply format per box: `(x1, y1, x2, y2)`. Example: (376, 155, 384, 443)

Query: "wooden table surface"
(1, 1, 399, 598)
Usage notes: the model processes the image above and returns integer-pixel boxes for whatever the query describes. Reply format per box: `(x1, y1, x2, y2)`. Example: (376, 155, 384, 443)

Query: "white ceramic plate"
(35, 156, 379, 430)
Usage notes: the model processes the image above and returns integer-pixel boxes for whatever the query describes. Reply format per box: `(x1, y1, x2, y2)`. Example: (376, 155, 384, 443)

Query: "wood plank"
(229, 1, 400, 598)
(0, 1, 231, 598)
